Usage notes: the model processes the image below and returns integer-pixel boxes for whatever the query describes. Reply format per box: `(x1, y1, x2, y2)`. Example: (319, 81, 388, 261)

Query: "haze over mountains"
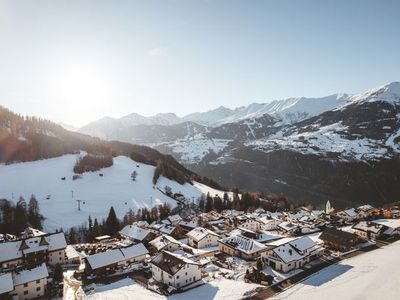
(78, 82, 400, 208)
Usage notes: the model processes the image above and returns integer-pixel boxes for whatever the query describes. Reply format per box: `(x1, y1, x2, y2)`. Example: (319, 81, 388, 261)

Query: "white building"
(5, 263, 49, 300)
(263, 236, 322, 273)
(151, 251, 202, 290)
(352, 221, 385, 240)
(0, 232, 67, 270)
(187, 227, 220, 249)
(238, 218, 261, 232)
(258, 217, 282, 231)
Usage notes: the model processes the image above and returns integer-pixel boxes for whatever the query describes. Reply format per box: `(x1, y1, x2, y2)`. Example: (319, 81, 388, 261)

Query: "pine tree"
(1, 200, 14, 233)
(92, 218, 101, 238)
(28, 195, 43, 229)
(105, 206, 120, 236)
(205, 192, 213, 212)
(15, 197, 28, 233)
(53, 263, 63, 283)
(68, 227, 77, 244)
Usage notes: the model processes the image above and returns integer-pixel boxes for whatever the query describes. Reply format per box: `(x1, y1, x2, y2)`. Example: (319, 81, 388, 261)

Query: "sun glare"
(58, 64, 108, 107)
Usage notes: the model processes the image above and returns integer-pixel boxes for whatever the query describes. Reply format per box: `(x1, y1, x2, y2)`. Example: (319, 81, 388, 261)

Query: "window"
(24, 291, 28, 295)
(185, 272, 187, 275)
(193, 276, 196, 281)
(36, 287, 41, 291)
(36, 279, 40, 284)
(177, 275, 179, 279)
(24, 283, 28, 287)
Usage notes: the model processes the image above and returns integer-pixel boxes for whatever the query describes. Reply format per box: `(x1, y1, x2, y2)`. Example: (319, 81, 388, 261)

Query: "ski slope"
(0, 154, 219, 231)
(271, 240, 400, 300)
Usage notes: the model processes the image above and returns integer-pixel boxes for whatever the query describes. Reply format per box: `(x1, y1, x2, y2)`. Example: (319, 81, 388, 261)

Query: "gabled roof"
(352, 221, 384, 234)
(151, 251, 199, 276)
(357, 205, 374, 212)
(187, 227, 219, 242)
(86, 243, 148, 270)
(0, 232, 67, 263)
(119, 225, 151, 241)
(149, 235, 180, 251)
(319, 227, 359, 248)
(289, 236, 316, 252)
(219, 234, 266, 254)
(278, 221, 299, 232)
(271, 236, 318, 264)
(12, 263, 49, 286)
(342, 208, 358, 218)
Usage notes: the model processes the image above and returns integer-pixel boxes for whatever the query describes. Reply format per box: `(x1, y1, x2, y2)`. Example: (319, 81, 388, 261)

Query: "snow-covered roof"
(168, 214, 183, 223)
(273, 243, 304, 263)
(149, 235, 181, 251)
(289, 236, 317, 252)
(151, 250, 199, 275)
(179, 220, 198, 229)
(272, 236, 318, 263)
(219, 235, 266, 254)
(0, 273, 13, 294)
(86, 243, 148, 270)
(342, 208, 359, 218)
(187, 227, 219, 242)
(357, 205, 374, 212)
(352, 221, 384, 234)
(159, 224, 177, 235)
(372, 218, 400, 230)
(258, 216, 281, 225)
(12, 263, 49, 286)
(119, 225, 151, 241)
(65, 245, 81, 260)
(278, 221, 299, 232)
(0, 232, 67, 263)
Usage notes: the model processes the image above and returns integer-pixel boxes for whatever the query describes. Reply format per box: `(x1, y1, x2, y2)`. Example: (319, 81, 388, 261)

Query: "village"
(1, 198, 400, 300)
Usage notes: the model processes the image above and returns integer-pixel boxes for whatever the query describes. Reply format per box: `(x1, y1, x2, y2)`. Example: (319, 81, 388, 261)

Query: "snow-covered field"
(86, 277, 261, 300)
(0, 154, 220, 231)
(249, 121, 393, 161)
(271, 240, 400, 300)
(167, 135, 232, 164)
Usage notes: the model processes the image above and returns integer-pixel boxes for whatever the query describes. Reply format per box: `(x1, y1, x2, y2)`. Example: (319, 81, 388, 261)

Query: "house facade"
(151, 251, 202, 290)
(0, 232, 67, 271)
(187, 227, 220, 249)
(218, 234, 267, 260)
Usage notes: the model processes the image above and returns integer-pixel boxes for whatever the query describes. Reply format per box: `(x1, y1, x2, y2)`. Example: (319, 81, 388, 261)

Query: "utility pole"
(76, 199, 84, 211)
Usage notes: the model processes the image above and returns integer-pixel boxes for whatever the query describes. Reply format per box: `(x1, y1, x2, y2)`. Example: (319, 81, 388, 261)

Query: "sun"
(58, 64, 107, 107)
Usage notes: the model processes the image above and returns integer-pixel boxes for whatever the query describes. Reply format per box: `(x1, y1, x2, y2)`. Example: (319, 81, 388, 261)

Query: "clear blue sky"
(0, 0, 399, 126)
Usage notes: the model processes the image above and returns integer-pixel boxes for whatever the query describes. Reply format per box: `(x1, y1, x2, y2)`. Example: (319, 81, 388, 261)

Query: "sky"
(0, 0, 399, 127)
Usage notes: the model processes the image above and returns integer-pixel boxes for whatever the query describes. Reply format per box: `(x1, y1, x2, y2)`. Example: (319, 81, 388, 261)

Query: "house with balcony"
(187, 227, 220, 249)
(151, 251, 202, 290)
(263, 236, 322, 273)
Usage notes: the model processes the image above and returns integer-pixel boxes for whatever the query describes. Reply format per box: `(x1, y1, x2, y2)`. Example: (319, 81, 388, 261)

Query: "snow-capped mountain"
(79, 89, 353, 134)
(76, 82, 400, 208)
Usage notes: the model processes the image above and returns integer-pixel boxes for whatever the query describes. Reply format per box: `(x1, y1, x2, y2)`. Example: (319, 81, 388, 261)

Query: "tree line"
(65, 203, 171, 244)
(73, 154, 113, 174)
(197, 190, 290, 213)
(0, 195, 44, 235)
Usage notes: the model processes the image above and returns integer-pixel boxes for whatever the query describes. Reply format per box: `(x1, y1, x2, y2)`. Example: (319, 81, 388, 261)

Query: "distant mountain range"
(78, 82, 400, 208)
